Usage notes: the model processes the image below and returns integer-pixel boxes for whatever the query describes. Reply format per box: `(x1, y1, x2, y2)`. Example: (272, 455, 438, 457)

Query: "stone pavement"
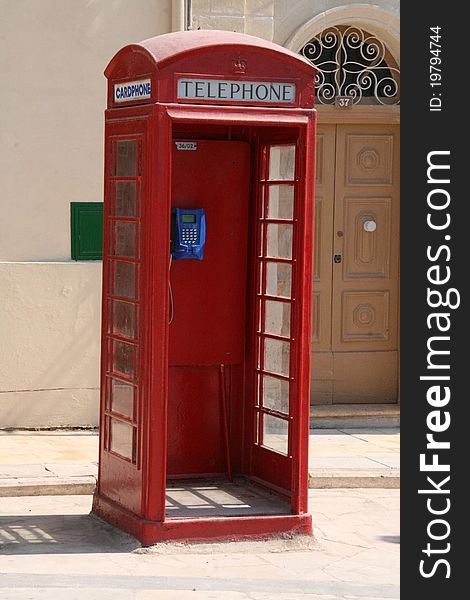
(0, 489, 399, 599)
(0, 428, 399, 496)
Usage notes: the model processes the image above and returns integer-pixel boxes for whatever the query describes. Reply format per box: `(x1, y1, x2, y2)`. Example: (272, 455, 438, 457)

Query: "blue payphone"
(171, 208, 206, 261)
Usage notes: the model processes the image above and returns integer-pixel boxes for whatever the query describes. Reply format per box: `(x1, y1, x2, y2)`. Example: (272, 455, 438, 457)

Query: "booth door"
(99, 131, 145, 515)
(250, 143, 299, 493)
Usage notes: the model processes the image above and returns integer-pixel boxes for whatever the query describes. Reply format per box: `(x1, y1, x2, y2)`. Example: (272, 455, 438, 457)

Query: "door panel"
(310, 125, 335, 405)
(311, 123, 399, 405)
(311, 125, 335, 350)
(332, 125, 399, 354)
(333, 351, 398, 404)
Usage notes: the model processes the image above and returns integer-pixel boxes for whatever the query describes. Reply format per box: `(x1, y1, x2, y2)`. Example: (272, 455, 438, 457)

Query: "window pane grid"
(107, 333, 139, 347)
(109, 216, 139, 223)
(262, 257, 295, 264)
(108, 299, 138, 338)
(115, 139, 137, 177)
(258, 407, 291, 421)
(109, 259, 139, 301)
(105, 137, 143, 469)
(104, 376, 138, 423)
(265, 261, 293, 299)
(261, 412, 290, 456)
(108, 256, 140, 265)
(267, 145, 296, 181)
(260, 218, 295, 225)
(253, 144, 298, 457)
(109, 419, 137, 464)
(109, 180, 140, 219)
(257, 294, 291, 303)
(261, 373, 290, 415)
(261, 178, 299, 184)
(109, 221, 139, 260)
(263, 337, 290, 377)
(259, 331, 291, 343)
(104, 410, 134, 425)
(263, 298, 291, 337)
(108, 338, 138, 382)
(256, 368, 291, 382)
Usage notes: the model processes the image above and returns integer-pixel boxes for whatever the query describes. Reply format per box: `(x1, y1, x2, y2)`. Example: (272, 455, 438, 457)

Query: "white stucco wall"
(0, 262, 102, 428)
(0, 1, 172, 427)
(0, 0, 171, 261)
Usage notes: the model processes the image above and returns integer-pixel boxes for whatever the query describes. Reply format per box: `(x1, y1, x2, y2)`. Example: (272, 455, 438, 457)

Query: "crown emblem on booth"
(232, 59, 247, 74)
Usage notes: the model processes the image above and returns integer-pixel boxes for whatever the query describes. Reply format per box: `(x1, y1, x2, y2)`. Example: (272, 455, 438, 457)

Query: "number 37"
(335, 96, 352, 109)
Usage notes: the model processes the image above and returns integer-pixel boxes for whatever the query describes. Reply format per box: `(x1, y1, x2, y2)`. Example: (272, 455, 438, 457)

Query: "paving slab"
(0, 489, 400, 599)
(0, 428, 399, 495)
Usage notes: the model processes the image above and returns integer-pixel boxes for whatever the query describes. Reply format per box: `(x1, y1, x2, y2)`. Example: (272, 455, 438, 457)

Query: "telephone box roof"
(105, 29, 316, 77)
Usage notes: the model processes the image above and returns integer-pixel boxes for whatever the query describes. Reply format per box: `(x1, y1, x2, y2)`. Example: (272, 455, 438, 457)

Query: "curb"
(309, 471, 400, 489)
(0, 476, 97, 497)
(0, 471, 399, 496)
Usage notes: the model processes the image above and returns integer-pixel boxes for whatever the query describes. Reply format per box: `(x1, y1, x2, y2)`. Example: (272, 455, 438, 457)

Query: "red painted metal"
(94, 492, 312, 545)
(219, 364, 233, 482)
(93, 30, 317, 545)
(167, 139, 249, 478)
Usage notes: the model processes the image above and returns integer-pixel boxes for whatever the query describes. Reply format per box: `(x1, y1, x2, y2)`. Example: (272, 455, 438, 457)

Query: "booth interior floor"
(165, 478, 290, 518)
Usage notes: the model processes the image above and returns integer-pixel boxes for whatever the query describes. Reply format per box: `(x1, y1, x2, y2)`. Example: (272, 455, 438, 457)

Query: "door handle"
(334, 254, 342, 264)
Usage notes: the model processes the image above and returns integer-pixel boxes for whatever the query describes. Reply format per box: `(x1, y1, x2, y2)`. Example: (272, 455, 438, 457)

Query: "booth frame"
(93, 32, 317, 545)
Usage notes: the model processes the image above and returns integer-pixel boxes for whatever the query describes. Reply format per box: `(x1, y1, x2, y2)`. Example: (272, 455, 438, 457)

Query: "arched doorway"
(300, 25, 400, 405)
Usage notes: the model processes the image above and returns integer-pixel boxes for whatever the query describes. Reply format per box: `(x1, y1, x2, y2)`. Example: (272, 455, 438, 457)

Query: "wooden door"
(311, 123, 400, 404)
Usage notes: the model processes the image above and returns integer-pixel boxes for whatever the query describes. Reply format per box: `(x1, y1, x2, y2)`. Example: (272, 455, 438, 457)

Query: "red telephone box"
(92, 30, 317, 544)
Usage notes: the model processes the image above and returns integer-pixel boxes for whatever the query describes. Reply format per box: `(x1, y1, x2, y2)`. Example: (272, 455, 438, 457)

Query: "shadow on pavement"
(0, 513, 139, 555)
(378, 535, 400, 544)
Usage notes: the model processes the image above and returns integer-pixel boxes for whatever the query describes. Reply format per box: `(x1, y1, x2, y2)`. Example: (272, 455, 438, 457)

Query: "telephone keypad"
(181, 227, 198, 244)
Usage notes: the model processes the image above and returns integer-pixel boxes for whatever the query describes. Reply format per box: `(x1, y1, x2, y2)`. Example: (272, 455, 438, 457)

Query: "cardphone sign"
(114, 79, 151, 103)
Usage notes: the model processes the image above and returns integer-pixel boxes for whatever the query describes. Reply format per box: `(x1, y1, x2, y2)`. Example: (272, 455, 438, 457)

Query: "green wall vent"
(71, 202, 104, 260)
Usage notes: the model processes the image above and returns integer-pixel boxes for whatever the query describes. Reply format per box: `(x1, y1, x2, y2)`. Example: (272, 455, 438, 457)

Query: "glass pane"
(112, 339, 135, 379)
(110, 419, 133, 460)
(258, 261, 263, 293)
(268, 145, 295, 181)
(114, 181, 137, 217)
(266, 262, 292, 298)
(264, 338, 290, 376)
(262, 414, 288, 455)
(263, 375, 289, 414)
(112, 261, 137, 299)
(264, 300, 291, 337)
(267, 224, 293, 259)
(112, 221, 137, 258)
(111, 299, 136, 339)
(110, 378, 134, 418)
(267, 185, 294, 220)
(116, 140, 136, 176)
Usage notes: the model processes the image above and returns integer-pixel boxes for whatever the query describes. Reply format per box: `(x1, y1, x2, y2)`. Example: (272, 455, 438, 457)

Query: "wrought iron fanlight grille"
(301, 26, 400, 106)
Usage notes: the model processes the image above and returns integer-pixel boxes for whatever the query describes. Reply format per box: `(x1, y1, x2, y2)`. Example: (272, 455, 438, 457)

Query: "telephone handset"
(170, 208, 206, 260)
